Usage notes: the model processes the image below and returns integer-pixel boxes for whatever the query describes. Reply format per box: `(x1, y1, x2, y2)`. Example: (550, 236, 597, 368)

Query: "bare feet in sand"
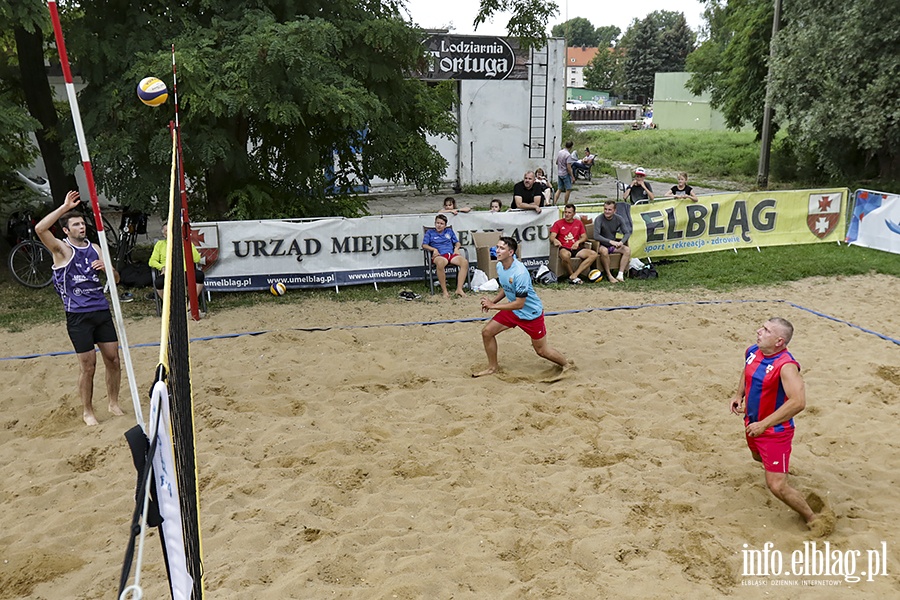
(109, 403, 125, 417)
(455, 290, 466, 298)
(805, 493, 836, 537)
(540, 360, 575, 383)
(472, 367, 497, 378)
(83, 412, 99, 426)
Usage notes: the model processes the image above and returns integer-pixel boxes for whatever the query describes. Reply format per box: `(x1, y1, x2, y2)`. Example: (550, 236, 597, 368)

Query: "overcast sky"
(402, 0, 707, 38)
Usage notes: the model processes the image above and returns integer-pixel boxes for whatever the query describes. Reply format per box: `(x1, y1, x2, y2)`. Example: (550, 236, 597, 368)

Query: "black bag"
(629, 265, 658, 280)
(119, 263, 153, 288)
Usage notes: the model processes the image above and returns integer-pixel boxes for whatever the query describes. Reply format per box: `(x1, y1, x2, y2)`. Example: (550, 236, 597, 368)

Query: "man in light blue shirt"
(474, 237, 570, 377)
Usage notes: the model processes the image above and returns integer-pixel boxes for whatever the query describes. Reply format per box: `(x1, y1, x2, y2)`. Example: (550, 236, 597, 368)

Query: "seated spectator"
(581, 147, 596, 166)
(550, 203, 598, 285)
(439, 196, 471, 215)
(422, 214, 469, 298)
(149, 220, 205, 299)
(623, 167, 655, 203)
(572, 147, 596, 179)
(512, 171, 547, 213)
(489, 198, 503, 212)
(669, 172, 698, 202)
(534, 168, 553, 205)
(592, 200, 632, 283)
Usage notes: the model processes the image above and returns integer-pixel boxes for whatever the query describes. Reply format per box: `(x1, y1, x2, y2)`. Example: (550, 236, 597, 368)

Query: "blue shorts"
(557, 174, 573, 191)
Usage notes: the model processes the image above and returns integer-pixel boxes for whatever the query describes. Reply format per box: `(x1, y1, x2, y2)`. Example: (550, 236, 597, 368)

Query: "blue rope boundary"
(4, 298, 898, 362)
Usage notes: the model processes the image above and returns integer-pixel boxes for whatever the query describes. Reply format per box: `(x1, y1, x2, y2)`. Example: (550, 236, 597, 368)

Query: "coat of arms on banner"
(807, 192, 842, 238)
(190, 224, 219, 271)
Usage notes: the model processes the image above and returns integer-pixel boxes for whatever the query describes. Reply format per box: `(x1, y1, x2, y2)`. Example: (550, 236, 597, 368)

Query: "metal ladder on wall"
(528, 45, 549, 160)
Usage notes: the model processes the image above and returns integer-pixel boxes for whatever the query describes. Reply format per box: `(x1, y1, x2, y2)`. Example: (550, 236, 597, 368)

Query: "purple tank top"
(52, 240, 110, 313)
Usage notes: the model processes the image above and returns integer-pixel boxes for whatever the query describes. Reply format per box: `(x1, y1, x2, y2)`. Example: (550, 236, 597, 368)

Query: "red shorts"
(492, 310, 547, 340)
(433, 253, 459, 263)
(746, 428, 794, 473)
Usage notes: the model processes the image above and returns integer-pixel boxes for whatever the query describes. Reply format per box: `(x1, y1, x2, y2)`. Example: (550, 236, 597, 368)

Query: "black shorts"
(66, 310, 118, 353)
(154, 268, 206, 290)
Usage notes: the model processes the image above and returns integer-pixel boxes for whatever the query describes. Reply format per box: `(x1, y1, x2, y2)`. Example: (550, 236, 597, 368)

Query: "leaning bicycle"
(6, 209, 54, 288)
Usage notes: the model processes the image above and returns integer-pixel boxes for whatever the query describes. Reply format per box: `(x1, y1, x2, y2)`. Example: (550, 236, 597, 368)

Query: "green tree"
(475, 0, 559, 47)
(65, 1, 457, 219)
(550, 17, 596, 46)
(595, 25, 621, 49)
(0, 0, 76, 203)
(583, 47, 624, 94)
(686, 0, 772, 134)
(621, 11, 695, 102)
(770, 0, 900, 179)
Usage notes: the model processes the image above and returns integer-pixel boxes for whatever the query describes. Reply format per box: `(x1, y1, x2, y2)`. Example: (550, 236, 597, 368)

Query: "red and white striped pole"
(171, 44, 201, 320)
(47, 1, 144, 429)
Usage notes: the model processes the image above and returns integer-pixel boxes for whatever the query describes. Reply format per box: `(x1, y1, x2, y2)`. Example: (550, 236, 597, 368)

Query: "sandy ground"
(2, 274, 900, 599)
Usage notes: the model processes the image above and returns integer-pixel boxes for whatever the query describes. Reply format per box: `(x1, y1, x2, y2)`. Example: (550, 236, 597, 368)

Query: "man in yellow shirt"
(148, 220, 205, 300)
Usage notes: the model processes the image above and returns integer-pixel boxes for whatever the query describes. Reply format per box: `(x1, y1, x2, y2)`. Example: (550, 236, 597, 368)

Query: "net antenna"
(172, 44, 202, 321)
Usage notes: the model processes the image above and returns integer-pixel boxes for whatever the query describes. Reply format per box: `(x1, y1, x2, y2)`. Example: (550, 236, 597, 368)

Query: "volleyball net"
(119, 129, 204, 600)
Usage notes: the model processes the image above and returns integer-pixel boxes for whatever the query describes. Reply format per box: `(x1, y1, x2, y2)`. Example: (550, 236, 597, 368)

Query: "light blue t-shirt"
(496, 258, 543, 320)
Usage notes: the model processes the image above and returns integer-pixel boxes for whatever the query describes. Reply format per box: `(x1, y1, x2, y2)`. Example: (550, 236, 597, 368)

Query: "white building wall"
(371, 37, 566, 192)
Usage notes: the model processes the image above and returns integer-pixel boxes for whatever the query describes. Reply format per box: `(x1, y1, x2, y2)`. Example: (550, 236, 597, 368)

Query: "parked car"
(565, 100, 587, 111)
(582, 101, 603, 109)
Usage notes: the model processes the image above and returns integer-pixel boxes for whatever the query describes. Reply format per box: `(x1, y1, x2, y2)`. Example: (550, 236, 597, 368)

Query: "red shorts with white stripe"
(746, 428, 794, 473)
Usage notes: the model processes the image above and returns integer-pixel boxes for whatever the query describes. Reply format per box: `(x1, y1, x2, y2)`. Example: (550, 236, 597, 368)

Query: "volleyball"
(270, 282, 287, 296)
(137, 77, 168, 107)
(588, 269, 603, 282)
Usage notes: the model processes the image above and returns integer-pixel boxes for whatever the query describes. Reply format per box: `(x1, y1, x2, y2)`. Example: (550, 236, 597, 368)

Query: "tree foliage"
(688, 0, 899, 180)
(686, 0, 772, 134)
(770, 0, 900, 179)
(595, 25, 621, 49)
(621, 11, 695, 103)
(475, 0, 558, 49)
(0, 1, 43, 176)
(583, 48, 624, 94)
(549, 19, 620, 48)
(550, 17, 596, 47)
(61, 1, 458, 219)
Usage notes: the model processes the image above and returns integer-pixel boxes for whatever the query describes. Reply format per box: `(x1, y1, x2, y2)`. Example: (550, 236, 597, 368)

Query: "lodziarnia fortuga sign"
(419, 35, 528, 81)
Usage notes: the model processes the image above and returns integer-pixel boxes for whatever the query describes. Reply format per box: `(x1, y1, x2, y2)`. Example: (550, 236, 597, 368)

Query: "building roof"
(566, 46, 599, 68)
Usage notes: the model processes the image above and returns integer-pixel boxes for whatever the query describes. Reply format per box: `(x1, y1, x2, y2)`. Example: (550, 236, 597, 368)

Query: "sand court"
(1, 274, 899, 598)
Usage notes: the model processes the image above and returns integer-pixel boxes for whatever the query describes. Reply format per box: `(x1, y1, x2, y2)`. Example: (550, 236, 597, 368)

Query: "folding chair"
(614, 167, 632, 201)
(422, 227, 472, 295)
(152, 268, 209, 316)
(573, 163, 592, 181)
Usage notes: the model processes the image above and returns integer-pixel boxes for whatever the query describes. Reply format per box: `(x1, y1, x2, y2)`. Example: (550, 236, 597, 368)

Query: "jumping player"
(35, 190, 123, 426)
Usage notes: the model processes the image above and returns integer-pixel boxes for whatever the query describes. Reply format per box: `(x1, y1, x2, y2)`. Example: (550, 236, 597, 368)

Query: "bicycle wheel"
(8, 240, 54, 288)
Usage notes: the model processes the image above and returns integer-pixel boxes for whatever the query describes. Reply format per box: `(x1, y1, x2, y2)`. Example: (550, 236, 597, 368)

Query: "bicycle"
(114, 209, 147, 272)
(6, 209, 54, 288)
(6, 202, 119, 289)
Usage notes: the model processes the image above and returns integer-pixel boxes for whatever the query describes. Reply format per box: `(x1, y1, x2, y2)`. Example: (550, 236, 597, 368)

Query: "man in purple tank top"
(36, 190, 123, 426)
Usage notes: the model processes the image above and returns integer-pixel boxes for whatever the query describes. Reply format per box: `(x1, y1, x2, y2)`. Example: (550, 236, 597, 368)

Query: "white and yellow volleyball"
(137, 77, 168, 107)
(270, 282, 287, 296)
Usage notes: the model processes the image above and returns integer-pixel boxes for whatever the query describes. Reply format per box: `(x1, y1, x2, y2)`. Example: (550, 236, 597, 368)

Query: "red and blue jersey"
(743, 344, 800, 433)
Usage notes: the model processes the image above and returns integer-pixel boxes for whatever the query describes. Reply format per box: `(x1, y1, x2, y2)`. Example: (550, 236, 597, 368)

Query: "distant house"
(565, 46, 599, 89)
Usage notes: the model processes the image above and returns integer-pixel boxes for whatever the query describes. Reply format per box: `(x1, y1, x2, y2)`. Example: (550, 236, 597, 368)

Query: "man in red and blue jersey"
(730, 317, 825, 531)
